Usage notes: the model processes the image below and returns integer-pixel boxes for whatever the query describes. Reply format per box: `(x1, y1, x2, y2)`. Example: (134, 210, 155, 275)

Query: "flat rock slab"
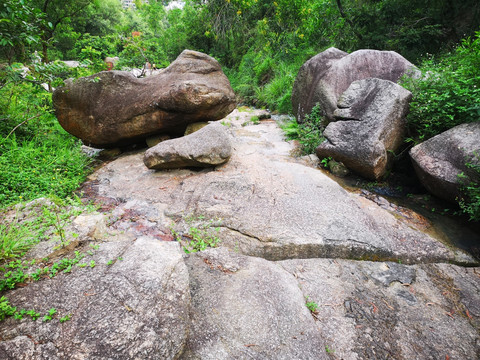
(1, 243, 479, 359)
(182, 248, 329, 359)
(81, 109, 475, 265)
(279, 257, 480, 360)
(0, 239, 190, 359)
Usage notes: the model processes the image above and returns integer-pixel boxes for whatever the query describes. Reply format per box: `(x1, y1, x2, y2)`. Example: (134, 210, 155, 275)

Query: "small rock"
(98, 148, 122, 159)
(146, 134, 170, 148)
(72, 213, 107, 240)
(144, 122, 232, 169)
(328, 160, 349, 177)
(184, 122, 209, 136)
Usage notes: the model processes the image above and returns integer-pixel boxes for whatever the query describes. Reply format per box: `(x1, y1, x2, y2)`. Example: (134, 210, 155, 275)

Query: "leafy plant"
(0, 296, 16, 321)
(0, 250, 88, 291)
(43, 308, 57, 322)
(320, 157, 332, 169)
(401, 31, 480, 143)
(171, 214, 221, 254)
(59, 313, 71, 323)
(458, 154, 480, 221)
(281, 103, 325, 155)
(306, 300, 319, 313)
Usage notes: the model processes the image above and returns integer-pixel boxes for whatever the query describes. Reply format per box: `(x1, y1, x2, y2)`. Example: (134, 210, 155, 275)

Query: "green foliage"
(305, 298, 318, 313)
(281, 103, 325, 155)
(0, 0, 44, 63)
(171, 214, 221, 254)
(402, 31, 480, 143)
(0, 196, 92, 265)
(0, 296, 16, 321)
(0, 250, 87, 291)
(59, 313, 71, 323)
(458, 155, 480, 222)
(0, 74, 93, 207)
(43, 308, 57, 322)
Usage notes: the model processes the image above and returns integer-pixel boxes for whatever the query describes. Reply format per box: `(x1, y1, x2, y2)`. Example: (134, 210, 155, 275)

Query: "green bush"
(402, 31, 480, 143)
(458, 154, 480, 222)
(281, 103, 325, 155)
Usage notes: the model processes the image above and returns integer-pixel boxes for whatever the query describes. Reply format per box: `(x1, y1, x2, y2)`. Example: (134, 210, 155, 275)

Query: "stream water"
(271, 114, 480, 261)
(323, 165, 480, 261)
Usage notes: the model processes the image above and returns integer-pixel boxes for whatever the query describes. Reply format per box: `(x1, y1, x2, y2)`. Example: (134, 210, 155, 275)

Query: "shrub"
(401, 31, 480, 143)
(281, 103, 325, 155)
(458, 154, 480, 221)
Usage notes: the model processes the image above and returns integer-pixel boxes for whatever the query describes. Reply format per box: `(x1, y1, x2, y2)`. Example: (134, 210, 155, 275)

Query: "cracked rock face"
(1, 109, 479, 359)
(0, 239, 190, 359)
(53, 50, 236, 148)
(292, 48, 419, 123)
(316, 78, 412, 180)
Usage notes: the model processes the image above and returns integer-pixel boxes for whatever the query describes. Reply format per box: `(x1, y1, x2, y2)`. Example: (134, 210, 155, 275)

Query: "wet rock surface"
(1, 108, 478, 359)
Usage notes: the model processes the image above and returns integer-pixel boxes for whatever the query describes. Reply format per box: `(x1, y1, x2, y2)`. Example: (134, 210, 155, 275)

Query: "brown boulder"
(410, 122, 480, 203)
(292, 48, 418, 123)
(53, 50, 236, 148)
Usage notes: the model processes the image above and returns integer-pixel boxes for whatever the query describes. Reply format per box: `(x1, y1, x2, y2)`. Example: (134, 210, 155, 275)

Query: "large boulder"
(292, 48, 418, 123)
(144, 122, 232, 169)
(291, 47, 348, 124)
(53, 50, 236, 148)
(316, 78, 412, 180)
(410, 121, 480, 203)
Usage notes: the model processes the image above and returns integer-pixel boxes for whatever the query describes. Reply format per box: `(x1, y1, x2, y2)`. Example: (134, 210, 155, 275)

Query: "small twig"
(6, 113, 42, 139)
(382, 299, 394, 310)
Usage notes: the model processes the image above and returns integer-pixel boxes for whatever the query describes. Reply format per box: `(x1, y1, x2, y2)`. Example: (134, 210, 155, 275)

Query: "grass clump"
(281, 103, 325, 155)
(171, 214, 221, 254)
(0, 197, 90, 261)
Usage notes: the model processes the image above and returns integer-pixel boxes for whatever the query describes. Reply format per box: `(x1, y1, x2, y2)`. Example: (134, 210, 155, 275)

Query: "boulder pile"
(292, 48, 418, 124)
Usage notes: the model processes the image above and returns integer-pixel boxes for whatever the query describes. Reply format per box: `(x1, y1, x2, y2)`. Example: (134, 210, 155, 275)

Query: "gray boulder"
(292, 48, 418, 123)
(316, 78, 412, 180)
(144, 122, 232, 169)
(410, 121, 480, 203)
(53, 50, 236, 148)
(291, 47, 348, 123)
